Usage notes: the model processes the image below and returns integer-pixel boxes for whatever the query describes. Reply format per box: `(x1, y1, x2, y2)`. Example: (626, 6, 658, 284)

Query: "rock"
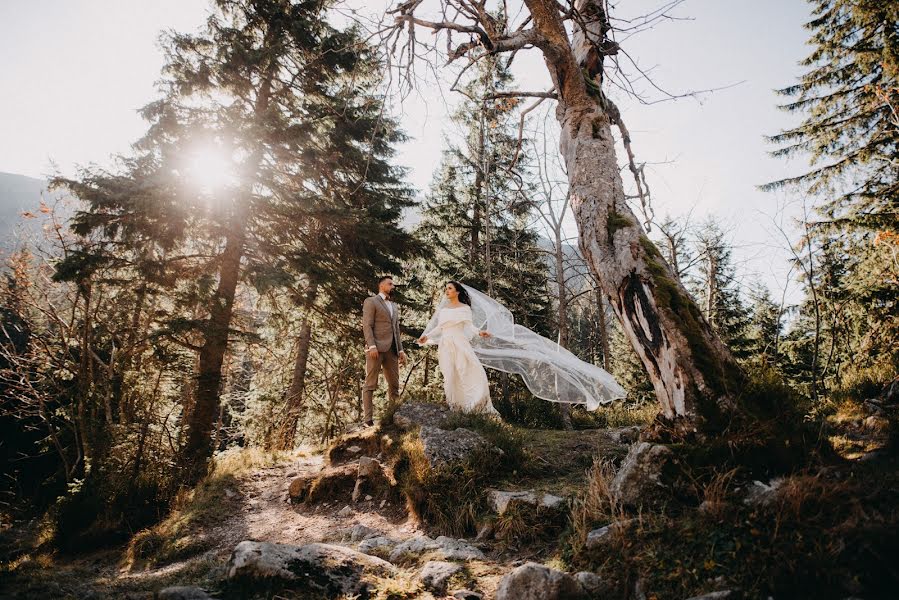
(434, 536, 485, 560)
(610, 442, 673, 507)
(585, 520, 633, 550)
(387, 535, 484, 563)
(496, 562, 587, 600)
(389, 535, 438, 562)
(157, 586, 213, 600)
(357, 456, 382, 478)
(227, 541, 394, 598)
(489, 490, 537, 515)
(224, 487, 237, 499)
(419, 426, 491, 468)
(684, 592, 736, 599)
(540, 493, 567, 511)
(742, 480, 782, 507)
(452, 590, 483, 600)
(365, 494, 373, 501)
(393, 402, 451, 429)
(347, 445, 362, 454)
(419, 560, 463, 595)
(288, 476, 310, 503)
(338, 505, 354, 517)
(358, 536, 399, 556)
(346, 524, 380, 542)
(574, 571, 608, 596)
(609, 425, 642, 444)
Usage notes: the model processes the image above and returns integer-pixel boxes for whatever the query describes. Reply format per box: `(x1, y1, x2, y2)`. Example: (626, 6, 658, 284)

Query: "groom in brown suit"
(362, 275, 407, 426)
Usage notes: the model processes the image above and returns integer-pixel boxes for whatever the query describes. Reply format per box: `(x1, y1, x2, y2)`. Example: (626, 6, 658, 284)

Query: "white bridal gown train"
(418, 284, 626, 414)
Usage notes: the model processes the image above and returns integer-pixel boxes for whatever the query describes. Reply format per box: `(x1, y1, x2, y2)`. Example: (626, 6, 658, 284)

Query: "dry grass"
(568, 458, 627, 553)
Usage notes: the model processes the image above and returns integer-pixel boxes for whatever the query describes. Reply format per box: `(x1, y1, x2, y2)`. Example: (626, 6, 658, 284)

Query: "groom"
(361, 275, 407, 426)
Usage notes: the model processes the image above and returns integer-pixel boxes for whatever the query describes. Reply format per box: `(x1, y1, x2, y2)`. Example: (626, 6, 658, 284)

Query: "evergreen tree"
(417, 55, 550, 332)
(52, 0, 417, 482)
(688, 219, 753, 359)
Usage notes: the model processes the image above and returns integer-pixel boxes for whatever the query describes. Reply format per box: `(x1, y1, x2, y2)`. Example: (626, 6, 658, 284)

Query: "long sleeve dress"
(425, 305, 499, 415)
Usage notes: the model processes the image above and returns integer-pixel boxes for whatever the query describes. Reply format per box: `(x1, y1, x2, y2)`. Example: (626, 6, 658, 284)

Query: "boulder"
(585, 520, 633, 550)
(609, 425, 642, 444)
(157, 587, 213, 600)
(227, 540, 394, 598)
(742, 479, 782, 507)
(387, 535, 484, 563)
(419, 426, 491, 468)
(418, 560, 463, 595)
(495, 562, 587, 600)
(574, 571, 608, 596)
(357, 456, 382, 478)
(358, 535, 399, 557)
(393, 402, 451, 429)
(609, 442, 674, 507)
(488, 490, 567, 515)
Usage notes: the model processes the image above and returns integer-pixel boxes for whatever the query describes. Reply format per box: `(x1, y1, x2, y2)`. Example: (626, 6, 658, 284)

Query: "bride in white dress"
(416, 281, 499, 415)
(417, 281, 626, 416)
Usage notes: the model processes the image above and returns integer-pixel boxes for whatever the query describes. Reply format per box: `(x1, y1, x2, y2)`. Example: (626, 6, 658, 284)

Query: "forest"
(0, 1, 896, 599)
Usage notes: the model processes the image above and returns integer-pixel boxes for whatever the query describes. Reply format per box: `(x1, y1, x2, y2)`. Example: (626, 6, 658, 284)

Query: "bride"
(416, 281, 626, 416)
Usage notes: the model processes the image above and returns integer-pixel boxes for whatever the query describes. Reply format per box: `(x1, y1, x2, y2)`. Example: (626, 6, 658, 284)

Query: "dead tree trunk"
(525, 0, 745, 432)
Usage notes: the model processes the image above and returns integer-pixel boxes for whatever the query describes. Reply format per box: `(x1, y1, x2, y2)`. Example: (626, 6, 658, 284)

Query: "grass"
(564, 453, 899, 599)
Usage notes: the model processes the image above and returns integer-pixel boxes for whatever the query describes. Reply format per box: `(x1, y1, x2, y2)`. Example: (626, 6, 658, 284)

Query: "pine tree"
(417, 55, 550, 328)
(765, 0, 899, 392)
(52, 0, 417, 481)
(688, 219, 753, 359)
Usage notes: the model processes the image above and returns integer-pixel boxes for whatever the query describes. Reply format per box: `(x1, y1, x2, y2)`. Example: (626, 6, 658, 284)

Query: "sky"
(0, 0, 815, 304)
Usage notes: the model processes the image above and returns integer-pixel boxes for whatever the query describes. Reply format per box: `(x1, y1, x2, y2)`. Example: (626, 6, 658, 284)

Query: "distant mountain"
(0, 172, 58, 255)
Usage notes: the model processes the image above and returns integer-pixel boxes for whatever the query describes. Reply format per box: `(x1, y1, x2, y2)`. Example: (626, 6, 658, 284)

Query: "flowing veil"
(419, 284, 626, 410)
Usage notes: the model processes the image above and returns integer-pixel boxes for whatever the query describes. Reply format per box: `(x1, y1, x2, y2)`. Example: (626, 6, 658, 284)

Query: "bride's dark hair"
(447, 281, 472, 307)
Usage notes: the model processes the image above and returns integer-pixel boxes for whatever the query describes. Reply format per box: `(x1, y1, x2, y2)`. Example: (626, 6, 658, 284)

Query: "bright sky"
(0, 0, 814, 304)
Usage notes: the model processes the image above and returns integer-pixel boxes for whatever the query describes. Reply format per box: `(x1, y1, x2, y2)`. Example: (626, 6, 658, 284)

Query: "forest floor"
(0, 422, 637, 600)
(2, 396, 896, 600)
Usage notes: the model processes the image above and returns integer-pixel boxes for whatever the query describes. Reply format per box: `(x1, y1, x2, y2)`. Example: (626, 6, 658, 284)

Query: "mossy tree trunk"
(525, 0, 746, 432)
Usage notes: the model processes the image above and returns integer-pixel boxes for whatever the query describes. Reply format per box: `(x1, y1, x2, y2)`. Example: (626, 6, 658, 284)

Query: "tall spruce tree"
(53, 0, 416, 482)
(765, 0, 898, 389)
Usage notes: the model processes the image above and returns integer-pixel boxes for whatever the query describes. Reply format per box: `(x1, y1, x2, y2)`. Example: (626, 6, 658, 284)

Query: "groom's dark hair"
(377, 275, 393, 285)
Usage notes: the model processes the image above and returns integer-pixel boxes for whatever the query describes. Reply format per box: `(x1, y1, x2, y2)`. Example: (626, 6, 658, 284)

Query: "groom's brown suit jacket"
(362, 294, 404, 354)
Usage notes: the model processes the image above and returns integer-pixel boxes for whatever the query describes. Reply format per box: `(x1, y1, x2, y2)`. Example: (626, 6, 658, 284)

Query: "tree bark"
(181, 59, 275, 483)
(525, 0, 745, 432)
(274, 282, 319, 450)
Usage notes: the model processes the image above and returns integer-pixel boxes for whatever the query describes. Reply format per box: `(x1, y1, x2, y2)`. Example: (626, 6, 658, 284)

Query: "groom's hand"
(367, 346, 379, 359)
(398, 351, 408, 365)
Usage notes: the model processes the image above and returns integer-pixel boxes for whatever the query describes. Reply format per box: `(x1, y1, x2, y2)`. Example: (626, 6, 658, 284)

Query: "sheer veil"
(419, 283, 626, 410)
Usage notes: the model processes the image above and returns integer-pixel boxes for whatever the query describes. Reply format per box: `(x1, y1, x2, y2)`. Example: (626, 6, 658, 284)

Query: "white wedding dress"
(424, 304, 499, 415)
(418, 284, 626, 413)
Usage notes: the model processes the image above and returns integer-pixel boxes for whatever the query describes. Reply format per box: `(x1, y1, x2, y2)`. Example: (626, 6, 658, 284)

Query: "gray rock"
(684, 592, 736, 600)
(349, 524, 380, 542)
(227, 541, 394, 597)
(488, 490, 567, 515)
(574, 571, 608, 595)
(157, 586, 213, 600)
(610, 442, 673, 507)
(393, 402, 451, 429)
(419, 560, 463, 595)
(389, 535, 439, 562)
(452, 590, 483, 600)
(387, 535, 484, 562)
(337, 505, 354, 517)
(358, 535, 399, 556)
(419, 426, 491, 468)
(585, 520, 632, 550)
(434, 536, 485, 560)
(496, 562, 587, 600)
(357, 456, 382, 478)
(742, 480, 782, 507)
(609, 425, 642, 444)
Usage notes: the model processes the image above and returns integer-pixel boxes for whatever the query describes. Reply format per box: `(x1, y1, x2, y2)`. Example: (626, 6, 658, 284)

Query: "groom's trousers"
(362, 340, 400, 422)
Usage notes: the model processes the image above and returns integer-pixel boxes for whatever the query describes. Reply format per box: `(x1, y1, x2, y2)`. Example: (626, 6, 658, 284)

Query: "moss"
(606, 210, 633, 242)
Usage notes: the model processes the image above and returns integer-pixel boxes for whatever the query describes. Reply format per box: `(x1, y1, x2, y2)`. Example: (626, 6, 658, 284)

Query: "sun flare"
(184, 142, 239, 193)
